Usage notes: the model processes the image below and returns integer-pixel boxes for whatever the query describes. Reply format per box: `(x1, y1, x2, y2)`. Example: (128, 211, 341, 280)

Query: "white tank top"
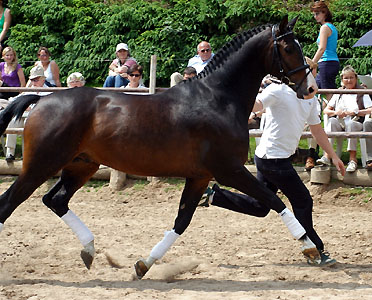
(38, 61, 56, 86)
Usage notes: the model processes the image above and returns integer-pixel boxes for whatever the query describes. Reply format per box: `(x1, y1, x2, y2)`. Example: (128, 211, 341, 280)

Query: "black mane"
(196, 24, 271, 79)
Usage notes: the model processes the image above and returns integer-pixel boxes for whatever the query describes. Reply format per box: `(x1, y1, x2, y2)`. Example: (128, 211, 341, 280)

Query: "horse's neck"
(203, 34, 269, 112)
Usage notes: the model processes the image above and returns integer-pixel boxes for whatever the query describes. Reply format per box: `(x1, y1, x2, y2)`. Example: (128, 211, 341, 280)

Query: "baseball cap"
(116, 43, 129, 52)
(29, 65, 45, 79)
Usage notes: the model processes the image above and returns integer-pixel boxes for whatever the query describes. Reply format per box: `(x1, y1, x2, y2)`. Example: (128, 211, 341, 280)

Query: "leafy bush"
(7, 0, 372, 86)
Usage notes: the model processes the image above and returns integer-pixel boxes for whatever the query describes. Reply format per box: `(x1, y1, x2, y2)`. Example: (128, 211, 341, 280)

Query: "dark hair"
(311, 1, 333, 22)
(128, 64, 143, 76)
(37, 46, 51, 57)
(183, 67, 197, 76)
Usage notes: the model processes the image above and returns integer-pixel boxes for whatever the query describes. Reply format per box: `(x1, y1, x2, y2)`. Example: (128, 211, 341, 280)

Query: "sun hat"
(67, 72, 85, 84)
(29, 65, 45, 79)
(116, 43, 129, 52)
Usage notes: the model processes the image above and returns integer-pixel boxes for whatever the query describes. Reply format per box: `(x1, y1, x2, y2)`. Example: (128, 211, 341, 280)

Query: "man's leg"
(255, 157, 324, 251)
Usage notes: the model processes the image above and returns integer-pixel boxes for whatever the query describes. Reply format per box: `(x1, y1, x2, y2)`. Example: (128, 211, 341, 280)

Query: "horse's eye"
(284, 46, 293, 54)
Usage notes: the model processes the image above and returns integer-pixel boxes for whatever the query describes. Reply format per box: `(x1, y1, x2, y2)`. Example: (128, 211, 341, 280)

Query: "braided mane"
(196, 24, 271, 79)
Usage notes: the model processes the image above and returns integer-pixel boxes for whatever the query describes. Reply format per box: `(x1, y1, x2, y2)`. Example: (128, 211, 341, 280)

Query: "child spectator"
(124, 64, 145, 89)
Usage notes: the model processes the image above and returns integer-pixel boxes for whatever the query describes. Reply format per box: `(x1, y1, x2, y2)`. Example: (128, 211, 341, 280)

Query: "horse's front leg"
(134, 177, 209, 279)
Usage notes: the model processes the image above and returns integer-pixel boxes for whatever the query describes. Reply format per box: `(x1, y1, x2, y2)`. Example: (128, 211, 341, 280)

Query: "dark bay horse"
(0, 16, 318, 278)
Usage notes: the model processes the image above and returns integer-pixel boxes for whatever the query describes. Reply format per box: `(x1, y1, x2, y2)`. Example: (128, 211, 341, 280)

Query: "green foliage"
(6, 0, 372, 86)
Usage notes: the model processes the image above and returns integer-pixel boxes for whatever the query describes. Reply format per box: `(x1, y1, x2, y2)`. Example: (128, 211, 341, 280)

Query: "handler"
(200, 77, 345, 266)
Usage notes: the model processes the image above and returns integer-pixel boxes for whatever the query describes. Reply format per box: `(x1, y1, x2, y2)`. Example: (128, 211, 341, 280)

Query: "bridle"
(271, 24, 312, 91)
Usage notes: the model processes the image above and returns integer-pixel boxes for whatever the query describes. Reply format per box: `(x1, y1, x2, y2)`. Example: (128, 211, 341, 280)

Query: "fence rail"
(250, 130, 372, 139)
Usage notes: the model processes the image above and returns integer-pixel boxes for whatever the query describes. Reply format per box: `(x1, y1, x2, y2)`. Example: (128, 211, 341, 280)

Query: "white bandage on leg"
(0, 223, 3, 233)
(301, 235, 316, 251)
(279, 208, 306, 240)
(61, 210, 94, 246)
(149, 229, 180, 260)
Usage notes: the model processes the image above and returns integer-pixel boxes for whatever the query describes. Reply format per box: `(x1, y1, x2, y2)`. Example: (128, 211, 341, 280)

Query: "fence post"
(149, 55, 157, 94)
(147, 55, 161, 183)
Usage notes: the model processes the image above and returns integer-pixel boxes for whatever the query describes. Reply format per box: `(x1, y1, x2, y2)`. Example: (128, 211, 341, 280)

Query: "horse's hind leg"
(0, 169, 58, 231)
(134, 177, 209, 279)
(42, 157, 99, 269)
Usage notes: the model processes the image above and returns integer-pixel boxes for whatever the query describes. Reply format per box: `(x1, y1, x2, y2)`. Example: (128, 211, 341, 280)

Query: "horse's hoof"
(302, 247, 320, 260)
(134, 259, 149, 280)
(81, 249, 94, 270)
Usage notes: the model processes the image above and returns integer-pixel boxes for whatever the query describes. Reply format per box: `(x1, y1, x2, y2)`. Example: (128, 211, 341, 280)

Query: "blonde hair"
(341, 65, 357, 79)
(2, 47, 18, 70)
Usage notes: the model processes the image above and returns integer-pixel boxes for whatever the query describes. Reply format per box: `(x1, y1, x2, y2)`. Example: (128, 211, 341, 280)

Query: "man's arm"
(309, 123, 345, 176)
(252, 99, 263, 113)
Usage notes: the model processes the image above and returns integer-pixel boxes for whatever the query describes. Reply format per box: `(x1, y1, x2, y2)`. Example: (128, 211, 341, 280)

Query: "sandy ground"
(0, 175, 371, 300)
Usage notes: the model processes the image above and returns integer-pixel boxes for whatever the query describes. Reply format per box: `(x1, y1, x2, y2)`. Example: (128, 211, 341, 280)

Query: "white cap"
(116, 43, 129, 52)
(29, 65, 45, 79)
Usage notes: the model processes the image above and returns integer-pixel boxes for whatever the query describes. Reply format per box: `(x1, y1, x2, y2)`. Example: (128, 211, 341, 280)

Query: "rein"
(271, 25, 311, 90)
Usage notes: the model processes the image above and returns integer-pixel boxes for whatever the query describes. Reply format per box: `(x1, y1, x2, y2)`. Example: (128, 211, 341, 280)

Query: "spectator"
(187, 41, 214, 74)
(124, 64, 145, 89)
(32, 46, 61, 87)
(311, 1, 339, 101)
(317, 65, 372, 173)
(0, 0, 11, 53)
(0, 46, 26, 99)
(5, 65, 52, 161)
(199, 81, 345, 267)
(170, 66, 197, 87)
(103, 43, 137, 88)
(67, 72, 85, 88)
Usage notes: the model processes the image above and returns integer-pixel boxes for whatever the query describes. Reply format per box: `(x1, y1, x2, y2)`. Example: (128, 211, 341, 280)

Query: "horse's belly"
(89, 144, 209, 178)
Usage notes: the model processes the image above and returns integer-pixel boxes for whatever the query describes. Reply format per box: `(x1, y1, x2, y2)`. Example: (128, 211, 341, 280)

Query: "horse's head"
(270, 16, 318, 98)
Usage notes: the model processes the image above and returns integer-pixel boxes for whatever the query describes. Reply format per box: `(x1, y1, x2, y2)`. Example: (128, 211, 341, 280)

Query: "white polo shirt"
(255, 83, 320, 159)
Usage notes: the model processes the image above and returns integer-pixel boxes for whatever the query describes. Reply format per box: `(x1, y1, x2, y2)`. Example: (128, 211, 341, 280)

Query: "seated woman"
(317, 65, 372, 172)
(0, 46, 25, 99)
(67, 72, 85, 88)
(32, 46, 61, 87)
(103, 43, 137, 88)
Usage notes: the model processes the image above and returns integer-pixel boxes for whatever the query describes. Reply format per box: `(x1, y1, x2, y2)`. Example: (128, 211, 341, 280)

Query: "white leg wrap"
(149, 229, 180, 260)
(279, 208, 306, 240)
(301, 235, 316, 251)
(0, 223, 3, 233)
(61, 210, 94, 246)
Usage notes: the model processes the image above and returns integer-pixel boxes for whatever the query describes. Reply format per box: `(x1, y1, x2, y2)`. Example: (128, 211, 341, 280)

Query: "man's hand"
(331, 156, 345, 176)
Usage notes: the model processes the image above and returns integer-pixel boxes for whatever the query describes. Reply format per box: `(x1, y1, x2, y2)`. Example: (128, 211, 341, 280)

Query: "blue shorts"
(315, 60, 340, 89)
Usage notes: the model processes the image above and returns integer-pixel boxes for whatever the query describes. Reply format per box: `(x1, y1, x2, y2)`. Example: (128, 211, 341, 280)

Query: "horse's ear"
(288, 16, 298, 31)
(279, 15, 289, 33)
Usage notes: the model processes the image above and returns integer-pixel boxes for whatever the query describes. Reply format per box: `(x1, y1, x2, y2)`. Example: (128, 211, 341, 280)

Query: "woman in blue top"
(311, 1, 339, 100)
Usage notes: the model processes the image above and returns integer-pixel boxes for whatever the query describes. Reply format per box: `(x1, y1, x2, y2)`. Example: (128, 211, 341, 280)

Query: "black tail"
(0, 95, 42, 135)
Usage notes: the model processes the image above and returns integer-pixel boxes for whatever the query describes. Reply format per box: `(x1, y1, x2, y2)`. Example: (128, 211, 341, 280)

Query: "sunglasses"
(30, 78, 41, 82)
(200, 49, 211, 53)
(128, 73, 141, 77)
